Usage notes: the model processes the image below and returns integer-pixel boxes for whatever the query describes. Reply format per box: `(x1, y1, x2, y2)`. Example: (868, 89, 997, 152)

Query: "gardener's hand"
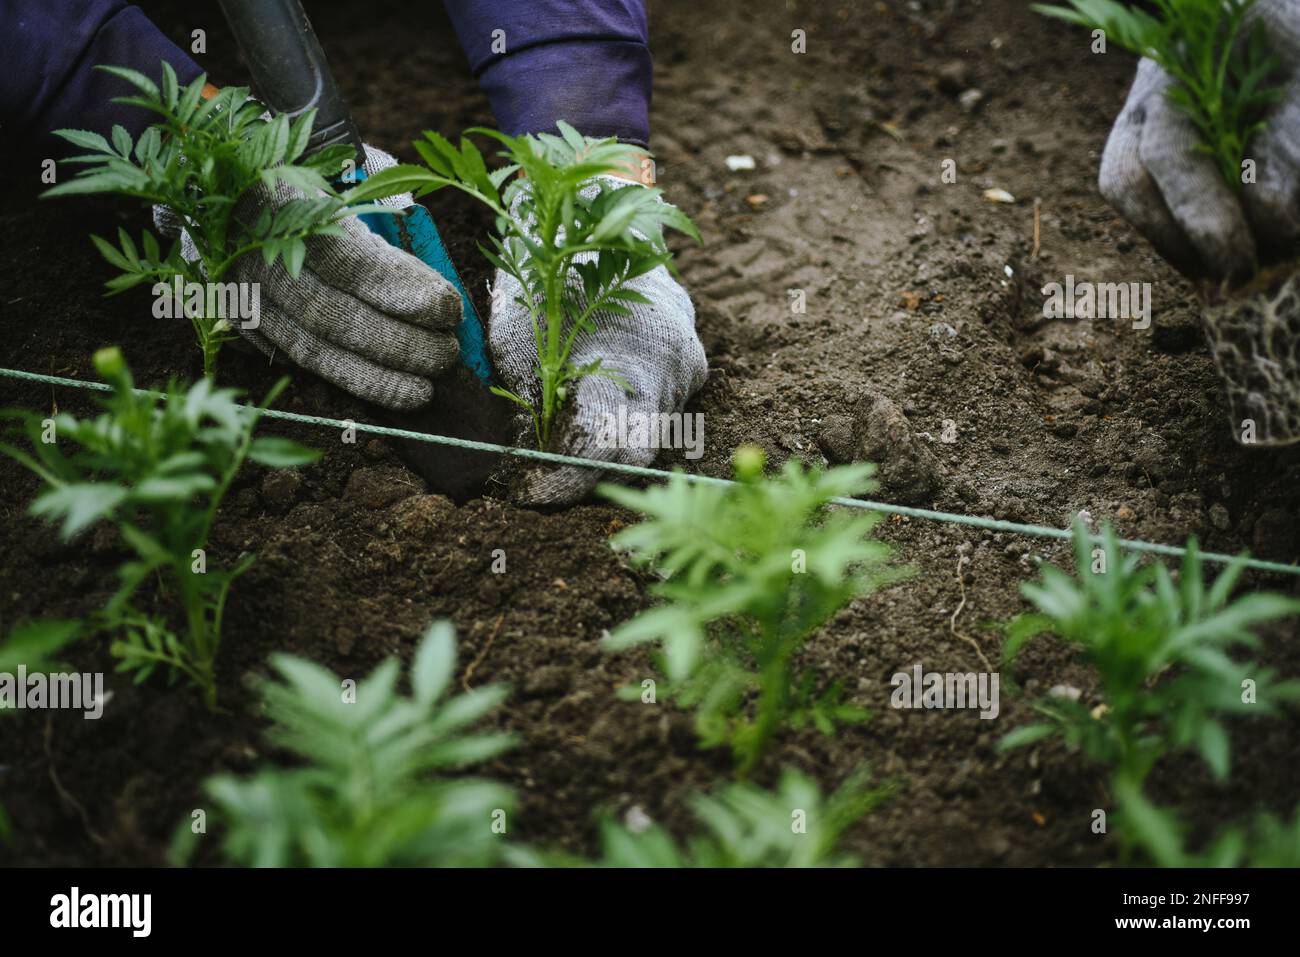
(156, 145, 462, 410)
(490, 175, 708, 505)
(1099, 1, 1300, 279)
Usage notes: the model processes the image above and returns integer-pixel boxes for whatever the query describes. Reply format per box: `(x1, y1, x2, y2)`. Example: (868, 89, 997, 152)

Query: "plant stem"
(738, 636, 793, 777)
(539, 271, 565, 448)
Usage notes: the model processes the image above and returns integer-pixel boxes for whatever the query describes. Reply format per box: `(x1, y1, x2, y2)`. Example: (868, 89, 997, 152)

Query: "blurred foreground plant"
(509, 766, 891, 867)
(172, 621, 517, 867)
(599, 447, 906, 775)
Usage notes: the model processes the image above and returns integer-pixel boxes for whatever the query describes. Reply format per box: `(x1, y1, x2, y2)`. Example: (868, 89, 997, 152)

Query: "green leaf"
(110, 124, 133, 158)
(341, 165, 439, 204)
(0, 619, 81, 674)
(89, 233, 133, 272)
(42, 169, 150, 198)
(30, 483, 128, 539)
(51, 129, 113, 154)
(997, 722, 1058, 751)
(284, 109, 315, 163)
(1114, 778, 1186, 867)
(412, 620, 456, 707)
(160, 60, 179, 110)
(282, 238, 307, 278)
(95, 64, 160, 100)
(1197, 719, 1231, 780)
(133, 474, 217, 502)
(248, 436, 320, 467)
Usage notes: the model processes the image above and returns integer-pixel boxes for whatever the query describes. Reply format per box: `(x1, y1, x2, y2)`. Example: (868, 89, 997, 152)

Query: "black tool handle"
(216, 0, 365, 164)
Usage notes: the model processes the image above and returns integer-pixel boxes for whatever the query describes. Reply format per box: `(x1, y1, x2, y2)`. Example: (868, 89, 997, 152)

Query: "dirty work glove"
(1099, 0, 1300, 279)
(155, 145, 461, 409)
(490, 175, 708, 505)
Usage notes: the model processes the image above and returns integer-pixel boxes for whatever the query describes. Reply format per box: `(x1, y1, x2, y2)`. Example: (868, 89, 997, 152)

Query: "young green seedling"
(508, 765, 892, 868)
(172, 620, 518, 867)
(0, 348, 318, 708)
(43, 63, 402, 377)
(598, 446, 906, 776)
(349, 121, 699, 448)
(999, 517, 1300, 860)
(1035, 0, 1282, 191)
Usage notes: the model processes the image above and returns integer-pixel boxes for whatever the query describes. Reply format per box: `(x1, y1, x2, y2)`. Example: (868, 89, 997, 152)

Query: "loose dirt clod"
(818, 390, 942, 505)
(261, 469, 303, 511)
(387, 493, 455, 537)
(344, 465, 422, 509)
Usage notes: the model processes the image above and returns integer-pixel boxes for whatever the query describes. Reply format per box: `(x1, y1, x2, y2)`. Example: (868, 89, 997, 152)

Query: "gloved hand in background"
(157, 144, 463, 410)
(1099, 0, 1300, 279)
(489, 173, 708, 505)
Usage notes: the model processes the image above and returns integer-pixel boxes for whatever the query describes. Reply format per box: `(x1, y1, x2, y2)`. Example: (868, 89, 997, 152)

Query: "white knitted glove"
(1100, 0, 1300, 278)
(489, 176, 708, 504)
(156, 145, 461, 409)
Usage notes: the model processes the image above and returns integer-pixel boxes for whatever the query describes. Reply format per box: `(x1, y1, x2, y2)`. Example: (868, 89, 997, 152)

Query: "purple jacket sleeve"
(443, 0, 652, 147)
(1, 0, 201, 157)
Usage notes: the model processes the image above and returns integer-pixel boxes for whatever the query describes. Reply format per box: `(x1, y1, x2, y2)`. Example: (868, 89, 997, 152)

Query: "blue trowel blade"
(358, 200, 494, 384)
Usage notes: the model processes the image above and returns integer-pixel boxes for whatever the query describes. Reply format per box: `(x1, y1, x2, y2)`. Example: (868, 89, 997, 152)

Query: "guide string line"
(1, 365, 1297, 576)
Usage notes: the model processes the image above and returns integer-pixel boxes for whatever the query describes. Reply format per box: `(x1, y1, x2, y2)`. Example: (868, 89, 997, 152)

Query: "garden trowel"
(217, 0, 513, 498)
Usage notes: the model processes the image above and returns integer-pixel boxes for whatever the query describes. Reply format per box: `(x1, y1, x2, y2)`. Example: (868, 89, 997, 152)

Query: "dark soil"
(1, 0, 1298, 867)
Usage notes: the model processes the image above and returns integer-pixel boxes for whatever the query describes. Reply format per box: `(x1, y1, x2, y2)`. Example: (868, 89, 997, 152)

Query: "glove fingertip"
(515, 464, 601, 507)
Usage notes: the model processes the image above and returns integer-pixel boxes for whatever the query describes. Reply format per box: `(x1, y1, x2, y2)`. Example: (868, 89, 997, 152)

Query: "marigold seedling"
(1035, 0, 1283, 192)
(0, 348, 319, 708)
(349, 121, 699, 448)
(43, 63, 404, 377)
(599, 447, 907, 775)
(999, 517, 1300, 861)
(1045, 4, 1300, 444)
(172, 620, 518, 867)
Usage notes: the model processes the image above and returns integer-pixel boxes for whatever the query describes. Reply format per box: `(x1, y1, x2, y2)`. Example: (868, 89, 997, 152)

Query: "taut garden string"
(1, 364, 1296, 577)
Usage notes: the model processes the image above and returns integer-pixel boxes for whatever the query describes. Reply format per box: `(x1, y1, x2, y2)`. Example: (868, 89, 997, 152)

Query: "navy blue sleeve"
(0, 0, 202, 157)
(443, 0, 653, 147)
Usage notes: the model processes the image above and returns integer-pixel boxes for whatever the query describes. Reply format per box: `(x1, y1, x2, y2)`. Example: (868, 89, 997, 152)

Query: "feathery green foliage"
(598, 447, 905, 775)
(509, 766, 891, 867)
(348, 120, 699, 448)
(43, 63, 402, 377)
(173, 621, 517, 867)
(999, 516, 1300, 862)
(1034, 0, 1283, 190)
(0, 348, 317, 707)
